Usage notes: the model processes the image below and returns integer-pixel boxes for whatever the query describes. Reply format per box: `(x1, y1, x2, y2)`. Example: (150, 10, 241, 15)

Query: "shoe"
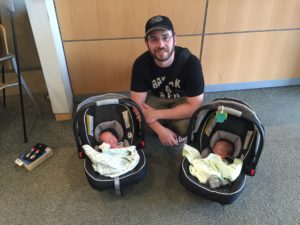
(176, 136, 187, 145)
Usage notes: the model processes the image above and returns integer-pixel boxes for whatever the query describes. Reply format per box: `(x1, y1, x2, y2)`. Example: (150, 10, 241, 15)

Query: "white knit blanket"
(82, 143, 140, 178)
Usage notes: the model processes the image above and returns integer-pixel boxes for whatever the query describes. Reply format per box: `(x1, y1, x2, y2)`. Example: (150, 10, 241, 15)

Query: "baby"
(83, 131, 139, 178)
(99, 130, 124, 149)
(183, 139, 243, 188)
(81, 130, 140, 178)
(212, 140, 233, 160)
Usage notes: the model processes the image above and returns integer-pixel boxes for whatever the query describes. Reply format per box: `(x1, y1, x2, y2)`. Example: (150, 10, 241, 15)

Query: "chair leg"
(9, 11, 27, 142)
(18, 78, 28, 143)
(11, 57, 27, 143)
(1, 65, 6, 106)
(19, 82, 27, 143)
(20, 75, 42, 115)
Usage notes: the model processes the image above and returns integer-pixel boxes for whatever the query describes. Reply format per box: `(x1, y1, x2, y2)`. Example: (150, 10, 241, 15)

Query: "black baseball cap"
(145, 15, 174, 36)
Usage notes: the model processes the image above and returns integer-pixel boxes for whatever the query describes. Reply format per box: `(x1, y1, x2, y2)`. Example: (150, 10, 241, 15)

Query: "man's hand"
(148, 122, 179, 146)
(157, 126, 179, 146)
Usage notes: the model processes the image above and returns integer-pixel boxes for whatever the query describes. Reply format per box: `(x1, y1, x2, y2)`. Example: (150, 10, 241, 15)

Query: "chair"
(0, 24, 27, 142)
(1, 0, 43, 142)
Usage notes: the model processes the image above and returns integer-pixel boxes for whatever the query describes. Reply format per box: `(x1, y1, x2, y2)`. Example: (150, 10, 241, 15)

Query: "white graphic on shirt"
(152, 76, 181, 99)
(152, 76, 166, 88)
(160, 92, 165, 98)
(169, 79, 181, 88)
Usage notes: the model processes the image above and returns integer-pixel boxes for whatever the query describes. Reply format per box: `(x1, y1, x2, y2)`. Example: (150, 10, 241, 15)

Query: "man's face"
(145, 29, 175, 64)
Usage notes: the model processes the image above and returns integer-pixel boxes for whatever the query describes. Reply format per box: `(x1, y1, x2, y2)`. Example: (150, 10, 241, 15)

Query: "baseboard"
(205, 78, 300, 92)
(55, 113, 73, 121)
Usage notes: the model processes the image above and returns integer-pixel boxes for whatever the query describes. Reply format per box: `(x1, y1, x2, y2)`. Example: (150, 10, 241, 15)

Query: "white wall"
(24, 0, 73, 115)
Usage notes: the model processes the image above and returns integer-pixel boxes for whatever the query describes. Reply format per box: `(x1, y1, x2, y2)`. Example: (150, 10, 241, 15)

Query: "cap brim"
(145, 26, 170, 36)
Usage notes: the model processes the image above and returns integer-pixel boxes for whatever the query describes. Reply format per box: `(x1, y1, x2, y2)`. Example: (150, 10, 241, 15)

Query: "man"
(130, 15, 205, 146)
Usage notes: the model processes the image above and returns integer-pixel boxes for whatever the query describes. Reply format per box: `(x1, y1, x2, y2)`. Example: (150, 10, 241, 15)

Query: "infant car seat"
(73, 93, 146, 195)
(179, 98, 264, 204)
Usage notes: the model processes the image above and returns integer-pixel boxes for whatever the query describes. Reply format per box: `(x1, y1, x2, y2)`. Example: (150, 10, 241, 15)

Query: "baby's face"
(212, 141, 233, 159)
(100, 131, 118, 148)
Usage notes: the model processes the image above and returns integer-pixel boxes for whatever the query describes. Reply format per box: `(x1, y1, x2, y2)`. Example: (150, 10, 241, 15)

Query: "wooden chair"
(1, 0, 43, 142)
(0, 24, 27, 142)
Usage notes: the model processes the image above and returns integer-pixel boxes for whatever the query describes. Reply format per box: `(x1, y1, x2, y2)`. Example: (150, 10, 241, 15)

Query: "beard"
(150, 44, 175, 63)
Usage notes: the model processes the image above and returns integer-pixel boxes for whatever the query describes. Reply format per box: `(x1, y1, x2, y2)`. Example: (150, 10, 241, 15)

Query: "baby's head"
(99, 130, 119, 148)
(212, 140, 233, 159)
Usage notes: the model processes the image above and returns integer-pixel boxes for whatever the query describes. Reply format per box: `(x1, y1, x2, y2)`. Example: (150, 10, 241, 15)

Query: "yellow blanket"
(182, 144, 242, 184)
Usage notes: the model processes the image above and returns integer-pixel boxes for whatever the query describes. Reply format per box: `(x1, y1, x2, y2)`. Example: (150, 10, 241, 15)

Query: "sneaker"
(176, 136, 187, 145)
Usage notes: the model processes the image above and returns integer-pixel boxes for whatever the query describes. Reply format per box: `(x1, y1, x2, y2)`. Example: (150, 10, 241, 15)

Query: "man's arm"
(143, 93, 204, 124)
(131, 91, 179, 146)
(130, 91, 147, 109)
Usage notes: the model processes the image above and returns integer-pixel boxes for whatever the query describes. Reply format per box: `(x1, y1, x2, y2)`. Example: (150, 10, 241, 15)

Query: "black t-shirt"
(130, 46, 205, 99)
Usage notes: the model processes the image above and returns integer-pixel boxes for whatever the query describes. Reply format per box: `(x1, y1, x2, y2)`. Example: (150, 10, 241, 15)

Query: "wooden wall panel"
(54, 0, 300, 95)
(206, 0, 300, 33)
(64, 36, 202, 95)
(202, 31, 300, 85)
(54, 0, 206, 40)
(64, 39, 143, 95)
(176, 36, 202, 58)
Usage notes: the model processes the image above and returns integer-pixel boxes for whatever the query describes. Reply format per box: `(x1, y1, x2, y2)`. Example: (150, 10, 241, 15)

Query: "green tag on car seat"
(215, 106, 227, 123)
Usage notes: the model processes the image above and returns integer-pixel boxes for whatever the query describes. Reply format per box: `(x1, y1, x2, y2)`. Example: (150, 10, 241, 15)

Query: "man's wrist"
(154, 109, 165, 120)
(148, 121, 163, 134)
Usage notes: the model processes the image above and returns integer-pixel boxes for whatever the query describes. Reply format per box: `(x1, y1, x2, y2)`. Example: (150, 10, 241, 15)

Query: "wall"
(203, 0, 300, 91)
(0, 0, 41, 70)
(1, 0, 73, 119)
(54, 0, 300, 97)
(24, 0, 73, 118)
